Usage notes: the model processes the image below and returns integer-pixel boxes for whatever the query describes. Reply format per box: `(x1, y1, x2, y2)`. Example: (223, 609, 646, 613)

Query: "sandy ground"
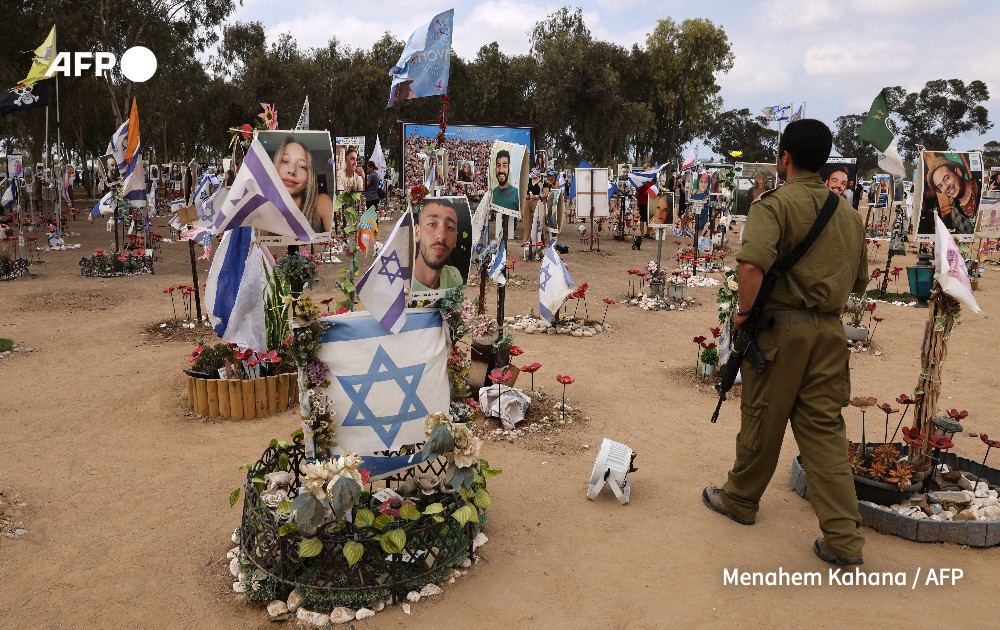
(2, 200, 1000, 630)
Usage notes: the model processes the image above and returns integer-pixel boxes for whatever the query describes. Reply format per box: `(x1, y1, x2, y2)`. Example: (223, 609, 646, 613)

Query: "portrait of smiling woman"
(257, 131, 336, 235)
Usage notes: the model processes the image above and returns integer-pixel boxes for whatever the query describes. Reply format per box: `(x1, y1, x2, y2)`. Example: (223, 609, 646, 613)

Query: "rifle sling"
(774, 190, 841, 273)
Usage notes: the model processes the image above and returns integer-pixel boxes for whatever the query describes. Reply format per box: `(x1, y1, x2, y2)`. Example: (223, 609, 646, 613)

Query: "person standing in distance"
(702, 119, 869, 566)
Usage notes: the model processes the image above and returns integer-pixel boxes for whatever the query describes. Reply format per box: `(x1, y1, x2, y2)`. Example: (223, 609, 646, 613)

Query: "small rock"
(448, 577, 455, 584)
(374, 601, 385, 612)
(267, 601, 288, 617)
(287, 589, 305, 612)
(237, 572, 246, 584)
(356, 608, 375, 620)
(458, 557, 472, 568)
(330, 607, 355, 624)
(226, 547, 240, 559)
(525, 326, 537, 334)
(229, 557, 240, 577)
(231, 529, 240, 544)
(582, 444, 589, 450)
(571, 330, 583, 337)
(582, 331, 593, 337)
(420, 583, 443, 597)
(928, 490, 973, 507)
(472, 532, 488, 550)
(232, 581, 245, 593)
(593, 324, 603, 333)
(954, 509, 978, 522)
(911, 511, 927, 519)
(873, 351, 882, 356)
(402, 604, 411, 614)
(296, 609, 330, 626)
(24, 347, 34, 353)
(406, 591, 421, 603)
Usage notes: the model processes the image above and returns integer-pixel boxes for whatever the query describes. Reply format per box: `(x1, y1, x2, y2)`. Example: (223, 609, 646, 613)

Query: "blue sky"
(229, 0, 1000, 158)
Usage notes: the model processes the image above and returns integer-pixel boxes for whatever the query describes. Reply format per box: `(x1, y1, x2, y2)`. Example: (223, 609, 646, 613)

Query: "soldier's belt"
(762, 309, 839, 325)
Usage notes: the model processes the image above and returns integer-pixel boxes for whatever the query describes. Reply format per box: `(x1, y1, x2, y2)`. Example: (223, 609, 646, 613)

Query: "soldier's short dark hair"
(496, 150, 510, 165)
(778, 119, 832, 172)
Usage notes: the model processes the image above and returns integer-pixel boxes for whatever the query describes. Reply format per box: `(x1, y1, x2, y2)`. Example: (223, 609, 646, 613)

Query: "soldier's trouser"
(721, 310, 864, 559)
(522, 199, 538, 241)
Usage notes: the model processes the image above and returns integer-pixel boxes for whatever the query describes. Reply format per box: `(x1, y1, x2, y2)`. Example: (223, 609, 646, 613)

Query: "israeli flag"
(356, 212, 411, 333)
(90, 192, 116, 219)
(628, 164, 664, 196)
(539, 241, 574, 323)
(212, 138, 318, 242)
(204, 226, 271, 352)
(489, 236, 506, 285)
(315, 309, 450, 454)
(1, 182, 14, 209)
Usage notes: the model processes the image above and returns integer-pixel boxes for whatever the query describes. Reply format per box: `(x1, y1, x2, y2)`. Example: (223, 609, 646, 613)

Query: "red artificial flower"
(870, 270, 882, 278)
(701, 342, 717, 350)
(235, 348, 253, 361)
(359, 468, 371, 485)
(247, 359, 261, 367)
(928, 434, 954, 450)
(603, 298, 615, 305)
(509, 345, 524, 357)
(520, 363, 542, 373)
(709, 327, 722, 338)
(873, 316, 884, 323)
(901, 426, 924, 446)
(896, 393, 920, 405)
(335, 307, 349, 315)
(681, 273, 692, 279)
(878, 403, 898, 414)
(163, 287, 175, 293)
(981, 434, 1000, 449)
(188, 346, 203, 362)
(319, 297, 335, 306)
(95, 249, 104, 256)
(227, 343, 238, 348)
(258, 350, 281, 363)
(488, 369, 511, 384)
(377, 498, 415, 517)
(947, 409, 969, 420)
(866, 303, 877, 312)
(556, 375, 574, 385)
(240, 123, 253, 139)
(693, 336, 707, 345)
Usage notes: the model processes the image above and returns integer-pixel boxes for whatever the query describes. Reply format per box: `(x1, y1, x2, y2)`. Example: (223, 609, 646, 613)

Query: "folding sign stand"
(587, 438, 638, 505)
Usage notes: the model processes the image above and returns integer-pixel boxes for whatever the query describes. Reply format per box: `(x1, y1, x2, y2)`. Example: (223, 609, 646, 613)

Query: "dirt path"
(1, 210, 998, 629)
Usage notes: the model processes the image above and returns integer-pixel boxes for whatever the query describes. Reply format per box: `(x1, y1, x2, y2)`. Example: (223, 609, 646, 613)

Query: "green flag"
(856, 89, 905, 177)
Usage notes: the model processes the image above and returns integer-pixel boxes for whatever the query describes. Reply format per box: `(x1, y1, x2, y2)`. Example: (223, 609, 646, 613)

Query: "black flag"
(0, 79, 50, 116)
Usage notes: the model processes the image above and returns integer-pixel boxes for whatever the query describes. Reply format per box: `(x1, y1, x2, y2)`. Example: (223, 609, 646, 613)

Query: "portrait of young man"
(410, 196, 472, 299)
(490, 149, 519, 215)
(918, 151, 982, 237)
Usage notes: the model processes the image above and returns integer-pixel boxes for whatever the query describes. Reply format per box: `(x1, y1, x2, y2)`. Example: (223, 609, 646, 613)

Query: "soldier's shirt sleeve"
(853, 236, 869, 293)
(736, 197, 780, 271)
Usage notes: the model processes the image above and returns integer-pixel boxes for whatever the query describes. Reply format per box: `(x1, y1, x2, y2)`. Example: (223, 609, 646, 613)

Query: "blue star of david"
(337, 346, 427, 448)
(377, 249, 409, 284)
(539, 262, 553, 292)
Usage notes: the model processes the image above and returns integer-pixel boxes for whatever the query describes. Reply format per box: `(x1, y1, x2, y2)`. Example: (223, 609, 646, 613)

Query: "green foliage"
(343, 540, 364, 567)
(354, 508, 375, 528)
(229, 488, 240, 507)
(190, 341, 236, 375)
(473, 488, 492, 510)
(423, 424, 456, 462)
(327, 476, 361, 521)
(0, 338, 13, 352)
(379, 529, 406, 554)
(262, 261, 290, 352)
(399, 502, 422, 520)
(278, 522, 298, 536)
(451, 504, 478, 526)
(291, 492, 325, 533)
(700, 347, 719, 366)
(885, 80, 992, 163)
(479, 459, 503, 478)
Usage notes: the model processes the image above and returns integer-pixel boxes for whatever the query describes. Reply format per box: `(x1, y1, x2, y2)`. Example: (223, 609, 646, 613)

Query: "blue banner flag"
(387, 9, 454, 108)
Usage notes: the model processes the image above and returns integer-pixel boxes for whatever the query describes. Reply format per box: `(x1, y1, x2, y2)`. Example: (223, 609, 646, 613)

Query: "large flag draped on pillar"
(856, 89, 906, 178)
(316, 309, 450, 453)
(204, 226, 273, 352)
(386, 9, 454, 107)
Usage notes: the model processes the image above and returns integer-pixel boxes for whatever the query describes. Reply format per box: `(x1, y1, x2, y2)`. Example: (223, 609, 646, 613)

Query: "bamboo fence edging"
(186, 373, 298, 420)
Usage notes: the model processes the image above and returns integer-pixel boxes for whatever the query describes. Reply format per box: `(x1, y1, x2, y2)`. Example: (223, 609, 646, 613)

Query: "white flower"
(265, 471, 294, 490)
(450, 422, 472, 449)
(261, 488, 288, 509)
(453, 435, 483, 469)
(299, 461, 331, 499)
(341, 451, 363, 470)
(423, 411, 453, 436)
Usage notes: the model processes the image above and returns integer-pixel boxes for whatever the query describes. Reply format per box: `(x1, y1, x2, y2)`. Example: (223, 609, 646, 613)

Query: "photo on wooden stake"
(98, 153, 122, 187)
(409, 196, 473, 302)
(488, 141, 527, 217)
(457, 160, 475, 184)
(650, 191, 675, 227)
(976, 198, 1000, 238)
(984, 169, 1000, 199)
(733, 163, 777, 215)
(820, 157, 858, 205)
(917, 150, 984, 242)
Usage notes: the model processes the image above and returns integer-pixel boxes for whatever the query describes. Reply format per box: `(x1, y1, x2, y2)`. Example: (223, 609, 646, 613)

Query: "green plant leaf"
(292, 492, 325, 531)
(278, 453, 290, 472)
(422, 502, 445, 515)
(452, 504, 478, 526)
(423, 424, 455, 461)
(343, 540, 364, 567)
(278, 522, 298, 536)
(431, 514, 445, 523)
(299, 537, 323, 558)
(474, 488, 492, 509)
(399, 502, 421, 520)
(340, 279, 356, 294)
(373, 514, 394, 529)
(379, 528, 406, 554)
(277, 500, 293, 514)
(354, 508, 375, 528)
(229, 488, 241, 507)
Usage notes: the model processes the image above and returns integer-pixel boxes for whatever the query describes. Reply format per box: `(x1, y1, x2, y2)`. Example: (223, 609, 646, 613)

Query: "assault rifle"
(709, 191, 841, 424)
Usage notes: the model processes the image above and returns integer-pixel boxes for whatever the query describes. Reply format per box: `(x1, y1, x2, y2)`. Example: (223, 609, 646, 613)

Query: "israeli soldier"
(702, 119, 869, 565)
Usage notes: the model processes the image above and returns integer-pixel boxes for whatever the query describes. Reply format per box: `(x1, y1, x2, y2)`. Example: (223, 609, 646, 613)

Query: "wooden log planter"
(185, 374, 298, 420)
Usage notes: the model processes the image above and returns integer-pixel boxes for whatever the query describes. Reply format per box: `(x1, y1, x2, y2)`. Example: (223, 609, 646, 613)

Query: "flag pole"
(53, 25, 63, 243)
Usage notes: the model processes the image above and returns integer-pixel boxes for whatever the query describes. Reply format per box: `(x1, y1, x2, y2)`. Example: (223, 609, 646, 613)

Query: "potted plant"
(843, 292, 871, 342)
(700, 344, 719, 376)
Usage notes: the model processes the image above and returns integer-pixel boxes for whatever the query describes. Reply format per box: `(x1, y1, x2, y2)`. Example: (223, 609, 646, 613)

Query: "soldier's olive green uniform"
(722, 173, 868, 559)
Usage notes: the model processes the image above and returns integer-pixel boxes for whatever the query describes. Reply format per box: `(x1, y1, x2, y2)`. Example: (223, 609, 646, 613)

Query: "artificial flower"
(849, 396, 877, 407)
(520, 363, 541, 373)
(981, 434, 1000, 449)
(901, 426, 924, 446)
(928, 434, 954, 450)
(556, 375, 574, 385)
(188, 346, 203, 362)
(258, 103, 278, 130)
(423, 411, 453, 436)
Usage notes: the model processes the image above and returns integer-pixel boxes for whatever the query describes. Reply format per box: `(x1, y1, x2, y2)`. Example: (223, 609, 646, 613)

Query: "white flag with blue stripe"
(356, 212, 411, 333)
(212, 138, 318, 242)
(539, 241, 574, 322)
(628, 164, 664, 196)
(314, 309, 450, 454)
(489, 235, 506, 285)
(204, 226, 271, 352)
